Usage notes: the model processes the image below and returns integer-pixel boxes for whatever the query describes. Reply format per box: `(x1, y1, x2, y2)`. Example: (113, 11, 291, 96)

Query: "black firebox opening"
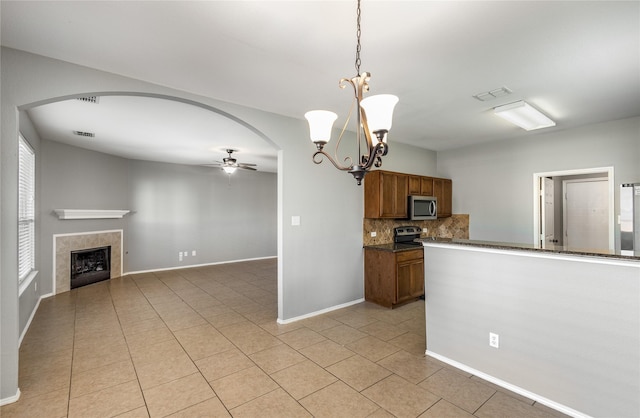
(70, 246, 111, 289)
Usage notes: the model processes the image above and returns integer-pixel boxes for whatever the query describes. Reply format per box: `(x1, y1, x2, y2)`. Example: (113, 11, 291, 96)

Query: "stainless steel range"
(393, 226, 422, 248)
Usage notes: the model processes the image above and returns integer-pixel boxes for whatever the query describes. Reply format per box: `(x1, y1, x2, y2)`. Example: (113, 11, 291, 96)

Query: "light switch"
(291, 216, 301, 226)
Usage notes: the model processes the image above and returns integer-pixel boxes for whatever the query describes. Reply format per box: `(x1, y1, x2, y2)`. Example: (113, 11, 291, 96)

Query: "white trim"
(53, 209, 130, 219)
(425, 350, 591, 418)
(125, 255, 277, 276)
(276, 298, 365, 325)
(0, 389, 21, 407)
(18, 292, 53, 346)
(277, 149, 284, 323)
(532, 167, 614, 251)
(52, 229, 124, 238)
(18, 270, 38, 296)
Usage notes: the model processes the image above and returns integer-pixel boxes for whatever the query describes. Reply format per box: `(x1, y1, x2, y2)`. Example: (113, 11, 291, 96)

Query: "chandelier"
(304, 0, 398, 186)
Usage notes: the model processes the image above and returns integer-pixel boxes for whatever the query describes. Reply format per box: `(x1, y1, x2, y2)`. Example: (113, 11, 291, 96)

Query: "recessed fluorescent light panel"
(493, 100, 555, 131)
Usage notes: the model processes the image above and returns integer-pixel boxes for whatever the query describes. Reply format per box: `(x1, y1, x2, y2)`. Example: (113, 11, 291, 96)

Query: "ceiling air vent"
(473, 86, 512, 102)
(76, 96, 100, 104)
(73, 130, 95, 138)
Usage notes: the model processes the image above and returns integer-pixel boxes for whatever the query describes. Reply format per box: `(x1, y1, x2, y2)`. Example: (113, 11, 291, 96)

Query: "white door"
(563, 179, 609, 250)
(541, 177, 555, 247)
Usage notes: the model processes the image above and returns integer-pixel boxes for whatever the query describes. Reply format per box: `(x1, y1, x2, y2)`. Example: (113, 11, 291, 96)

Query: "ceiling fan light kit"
(304, 0, 398, 186)
(206, 149, 257, 174)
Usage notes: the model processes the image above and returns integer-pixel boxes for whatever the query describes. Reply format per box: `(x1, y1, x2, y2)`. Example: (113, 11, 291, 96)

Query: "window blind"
(18, 136, 35, 282)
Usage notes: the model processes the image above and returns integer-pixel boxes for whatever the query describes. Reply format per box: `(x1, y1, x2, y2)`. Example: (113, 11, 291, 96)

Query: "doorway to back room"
(533, 167, 614, 251)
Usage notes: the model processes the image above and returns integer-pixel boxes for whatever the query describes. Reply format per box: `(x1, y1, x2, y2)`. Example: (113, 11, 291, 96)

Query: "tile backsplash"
(363, 214, 469, 246)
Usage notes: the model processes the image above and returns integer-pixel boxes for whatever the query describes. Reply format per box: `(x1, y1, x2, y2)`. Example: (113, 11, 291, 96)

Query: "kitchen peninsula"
(421, 238, 639, 418)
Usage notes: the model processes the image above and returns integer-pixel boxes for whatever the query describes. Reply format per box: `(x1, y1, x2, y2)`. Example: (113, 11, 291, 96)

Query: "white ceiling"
(2, 1, 639, 171)
(25, 95, 278, 171)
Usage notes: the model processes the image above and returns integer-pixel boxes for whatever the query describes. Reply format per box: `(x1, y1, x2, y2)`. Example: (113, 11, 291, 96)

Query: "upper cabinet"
(364, 170, 408, 219)
(433, 178, 452, 218)
(408, 175, 434, 196)
(365, 170, 452, 219)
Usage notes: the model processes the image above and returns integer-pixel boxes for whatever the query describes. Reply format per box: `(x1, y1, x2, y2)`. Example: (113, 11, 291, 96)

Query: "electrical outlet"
(422, 228, 428, 233)
(371, 231, 377, 237)
(192, 250, 196, 256)
(184, 250, 188, 256)
(489, 332, 500, 348)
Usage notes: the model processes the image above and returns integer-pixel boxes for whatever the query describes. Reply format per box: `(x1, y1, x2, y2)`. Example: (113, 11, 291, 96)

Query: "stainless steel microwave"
(409, 195, 437, 220)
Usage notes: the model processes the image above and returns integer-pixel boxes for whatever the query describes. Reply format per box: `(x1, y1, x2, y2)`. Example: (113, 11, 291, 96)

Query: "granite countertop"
(417, 238, 640, 261)
(363, 242, 425, 252)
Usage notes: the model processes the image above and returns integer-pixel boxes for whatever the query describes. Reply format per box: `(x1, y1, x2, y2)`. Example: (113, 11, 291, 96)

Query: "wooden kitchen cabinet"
(365, 170, 451, 219)
(364, 170, 408, 219)
(364, 247, 424, 308)
(408, 176, 434, 196)
(433, 177, 452, 218)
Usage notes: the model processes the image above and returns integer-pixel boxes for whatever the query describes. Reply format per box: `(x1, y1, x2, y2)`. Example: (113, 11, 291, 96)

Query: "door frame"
(532, 167, 614, 250)
(541, 177, 555, 246)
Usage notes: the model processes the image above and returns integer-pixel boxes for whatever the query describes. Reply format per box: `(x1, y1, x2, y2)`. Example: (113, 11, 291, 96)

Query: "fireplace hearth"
(71, 246, 111, 289)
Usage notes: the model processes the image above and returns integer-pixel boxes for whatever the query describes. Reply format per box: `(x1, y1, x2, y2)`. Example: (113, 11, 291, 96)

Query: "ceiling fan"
(205, 149, 257, 174)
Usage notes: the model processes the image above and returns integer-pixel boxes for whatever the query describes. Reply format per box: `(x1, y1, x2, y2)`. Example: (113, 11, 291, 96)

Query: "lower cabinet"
(364, 248, 424, 308)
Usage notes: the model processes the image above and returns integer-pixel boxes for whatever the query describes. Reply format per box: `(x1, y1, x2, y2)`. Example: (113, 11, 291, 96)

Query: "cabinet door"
(380, 171, 408, 218)
(364, 248, 396, 308)
(408, 176, 421, 195)
(421, 177, 434, 196)
(396, 258, 424, 303)
(434, 178, 452, 217)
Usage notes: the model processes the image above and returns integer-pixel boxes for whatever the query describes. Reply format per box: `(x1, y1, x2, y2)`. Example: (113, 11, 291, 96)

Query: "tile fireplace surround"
(53, 230, 123, 294)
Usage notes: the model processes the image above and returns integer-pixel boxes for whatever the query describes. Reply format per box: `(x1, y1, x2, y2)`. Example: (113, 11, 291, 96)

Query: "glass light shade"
(360, 94, 399, 133)
(222, 166, 237, 174)
(494, 100, 555, 131)
(305, 110, 338, 143)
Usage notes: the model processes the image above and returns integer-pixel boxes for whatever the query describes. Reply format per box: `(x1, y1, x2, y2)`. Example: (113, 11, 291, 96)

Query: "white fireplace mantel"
(54, 209, 130, 220)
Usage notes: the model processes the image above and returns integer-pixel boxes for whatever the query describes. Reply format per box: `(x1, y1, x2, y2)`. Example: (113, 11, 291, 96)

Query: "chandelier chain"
(355, 0, 362, 76)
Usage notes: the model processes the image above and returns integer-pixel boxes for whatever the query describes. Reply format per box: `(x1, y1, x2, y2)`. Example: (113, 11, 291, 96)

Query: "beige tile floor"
(2, 259, 569, 418)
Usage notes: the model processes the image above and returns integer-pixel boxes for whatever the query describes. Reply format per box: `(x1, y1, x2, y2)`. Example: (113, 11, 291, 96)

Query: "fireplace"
(54, 230, 122, 294)
(70, 246, 111, 289)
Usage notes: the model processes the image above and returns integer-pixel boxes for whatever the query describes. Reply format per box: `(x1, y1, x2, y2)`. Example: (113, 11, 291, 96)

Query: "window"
(18, 135, 35, 284)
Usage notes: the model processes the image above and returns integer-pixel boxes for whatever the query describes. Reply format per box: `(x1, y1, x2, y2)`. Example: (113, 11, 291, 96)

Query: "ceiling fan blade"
(237, 163, 257, 167)
(238, 166, 257, 171)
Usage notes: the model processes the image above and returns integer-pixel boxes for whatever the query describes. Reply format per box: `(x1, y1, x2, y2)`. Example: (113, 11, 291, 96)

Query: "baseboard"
(277, 298, 365, 324)
(19, 292, 53, 347)
(0, 389, 21, 406)
(124, 255, 277, 276)
(425, 350, 590, 418)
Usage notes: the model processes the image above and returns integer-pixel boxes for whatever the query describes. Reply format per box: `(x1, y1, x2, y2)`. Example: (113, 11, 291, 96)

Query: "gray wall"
(38, 138, 277, 279)
(126, 159, 276, 272)
(424, 244, 640, 418)
(437, 116, 640, 246)
(0, 47, 436, 401)
(39, 139, 130, 295)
